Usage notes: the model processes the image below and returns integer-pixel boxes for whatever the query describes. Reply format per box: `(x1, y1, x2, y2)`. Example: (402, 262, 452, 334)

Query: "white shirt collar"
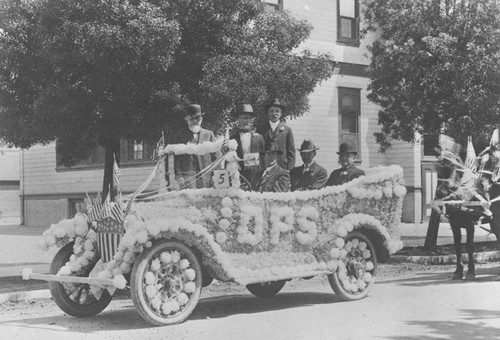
(269, 120, 280, 131)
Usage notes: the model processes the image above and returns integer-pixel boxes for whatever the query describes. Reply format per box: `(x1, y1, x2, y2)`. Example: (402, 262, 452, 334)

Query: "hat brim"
(337, 151, 357, 156)
(298, 148, 319, 152)
(266, 104, 285, 111)
(185, 113, 204, 118)
(266, 150, 283, 155)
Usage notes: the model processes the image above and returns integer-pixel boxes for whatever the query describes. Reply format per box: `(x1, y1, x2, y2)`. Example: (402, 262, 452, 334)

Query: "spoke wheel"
(130, 240, 203, 326)
(49, 242, 113, 317)
(328, 232, 377, 301)
(246, 280, 286, 297)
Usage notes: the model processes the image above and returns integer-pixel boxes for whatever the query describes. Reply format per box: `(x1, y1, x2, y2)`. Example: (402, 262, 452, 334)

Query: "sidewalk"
(0, 220, 498, 303)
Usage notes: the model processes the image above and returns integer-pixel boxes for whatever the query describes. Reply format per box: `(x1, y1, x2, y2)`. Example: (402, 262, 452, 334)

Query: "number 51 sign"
(213, 170, 230, 189)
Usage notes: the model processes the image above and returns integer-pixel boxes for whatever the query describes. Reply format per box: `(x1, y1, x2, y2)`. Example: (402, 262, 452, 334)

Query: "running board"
(22, 269, 115, 287)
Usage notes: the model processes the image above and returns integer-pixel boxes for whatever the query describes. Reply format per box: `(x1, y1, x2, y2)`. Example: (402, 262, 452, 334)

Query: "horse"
(433, 152, 500, 280)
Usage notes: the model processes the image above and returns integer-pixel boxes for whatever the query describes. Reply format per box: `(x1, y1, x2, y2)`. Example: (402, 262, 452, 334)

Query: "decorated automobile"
(23, 138, 406, 326)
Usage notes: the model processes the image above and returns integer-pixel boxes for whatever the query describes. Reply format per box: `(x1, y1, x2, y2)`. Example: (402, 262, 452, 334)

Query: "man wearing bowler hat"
(171, 104, 217, 189)
(256, 98, 296, 171)
(290, 139, 328, 191)
(257, 143, 290, 193)
(326, 142, 365, 186)
(230, 104, 265, 190)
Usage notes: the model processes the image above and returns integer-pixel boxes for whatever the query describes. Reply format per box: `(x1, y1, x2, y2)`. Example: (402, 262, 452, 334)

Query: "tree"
(363, 0, 500, 151)
(363, 0, 500, 250)
(0, 0, 334, 201)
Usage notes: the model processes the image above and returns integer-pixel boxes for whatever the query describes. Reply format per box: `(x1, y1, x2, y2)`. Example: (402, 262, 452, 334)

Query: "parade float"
(23, 138, 406, 326)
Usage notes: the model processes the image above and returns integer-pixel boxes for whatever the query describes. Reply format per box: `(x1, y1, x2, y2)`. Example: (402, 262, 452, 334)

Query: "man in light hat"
(290, 139, 328, 191)
(326, 142, 365, 186)
(171, 104, 217, 189)
(257, 143, 290, 193)
(256, 98, 296, 171)
(230, 104, 265, 190)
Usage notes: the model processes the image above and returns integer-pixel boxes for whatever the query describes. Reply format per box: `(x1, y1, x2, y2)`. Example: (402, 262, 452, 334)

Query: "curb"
(392, 250, 500, 265)
(0, 289, 51, 304)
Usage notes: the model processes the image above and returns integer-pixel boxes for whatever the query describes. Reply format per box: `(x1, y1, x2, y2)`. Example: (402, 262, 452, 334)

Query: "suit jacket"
(290, 161, 328, 191)
(230, 130, 265, 190)
(257, 163, 290, 193)
(171, 126, 217, 189)
(257, 122, 295, 170)
(326, 165, 365, 186)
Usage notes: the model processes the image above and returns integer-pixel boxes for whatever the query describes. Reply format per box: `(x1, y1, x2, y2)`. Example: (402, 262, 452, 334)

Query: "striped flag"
(465, 136, 477, 171)
(88, 193, 103, 222)
(113, 154, 120, 189)
(96, 217, 124, 263)
(110, 201, 124, 224)
(99, 195, 112, 219)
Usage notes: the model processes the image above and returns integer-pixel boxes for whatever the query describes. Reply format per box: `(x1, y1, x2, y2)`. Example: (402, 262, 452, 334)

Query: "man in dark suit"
(256, 98, 295, 171)
(326, 142, 365, 186)
(171, 104, 217, 189)
(290, 139, 328, 191)
(257, 143, 290, 193)
(230, 104, 265, 190)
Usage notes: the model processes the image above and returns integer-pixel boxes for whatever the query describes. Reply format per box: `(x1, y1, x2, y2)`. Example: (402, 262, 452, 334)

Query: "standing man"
(230, 104, 265, 190)
(171, 104, 217, 189)
(290, 139, 328, 191)
(257, 143, 290, 193)
(257, 98, 295, 171)
(326, 142, 365, 186)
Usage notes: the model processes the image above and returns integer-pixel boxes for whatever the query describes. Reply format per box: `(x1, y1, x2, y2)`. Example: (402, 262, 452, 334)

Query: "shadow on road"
(0, 291, 343, 332)
(382, 309, 500, 340)
(190, 291, 340, 321)
(378, 266, 500, 287)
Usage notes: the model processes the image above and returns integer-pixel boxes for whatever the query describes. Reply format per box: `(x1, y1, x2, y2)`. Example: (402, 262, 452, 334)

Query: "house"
(20, 0, 428, 227)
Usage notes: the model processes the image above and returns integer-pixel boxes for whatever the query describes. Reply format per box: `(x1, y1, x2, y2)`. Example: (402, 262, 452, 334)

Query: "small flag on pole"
(113, 153, 120, 190)
(465, 136, 477, 171)
(110, 201, 124, 224)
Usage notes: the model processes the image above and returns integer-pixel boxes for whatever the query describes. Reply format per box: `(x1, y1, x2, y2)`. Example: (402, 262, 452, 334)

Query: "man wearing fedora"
(326, 142, 365, 186)
(230, 104, 265, 190)
(290, 139, 328, 191)
(256, 98, 295, 171)
(257, 143, 290, 193)
(171, 104, 217, 189)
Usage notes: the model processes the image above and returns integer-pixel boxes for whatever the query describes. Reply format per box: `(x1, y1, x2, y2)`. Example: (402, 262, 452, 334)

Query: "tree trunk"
(102, 138, 120, 203)
(424, 208, 441, 251)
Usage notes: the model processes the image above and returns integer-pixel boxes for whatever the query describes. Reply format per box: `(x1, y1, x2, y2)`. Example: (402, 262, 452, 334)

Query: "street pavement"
(0, 217, 497, 303)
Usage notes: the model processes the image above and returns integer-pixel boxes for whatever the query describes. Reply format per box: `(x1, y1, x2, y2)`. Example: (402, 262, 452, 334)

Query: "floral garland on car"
(35, 164, 405, 292)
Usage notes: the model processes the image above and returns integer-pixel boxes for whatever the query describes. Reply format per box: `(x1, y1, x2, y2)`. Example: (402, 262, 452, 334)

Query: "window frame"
(56, 139, 155, 171)
(262, 0, 283, 11)
(337, 0, 360, 47)
(338, 87, 362, 161)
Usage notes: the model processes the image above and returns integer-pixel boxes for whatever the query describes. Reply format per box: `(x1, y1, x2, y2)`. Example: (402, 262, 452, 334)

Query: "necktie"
(303, 165, 309, 173)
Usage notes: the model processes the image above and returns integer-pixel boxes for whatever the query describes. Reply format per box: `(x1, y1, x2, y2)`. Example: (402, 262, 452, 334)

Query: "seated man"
(326, 142, 365, 186)
(290, 139, 328, 191)
(257, 143, 290, 193)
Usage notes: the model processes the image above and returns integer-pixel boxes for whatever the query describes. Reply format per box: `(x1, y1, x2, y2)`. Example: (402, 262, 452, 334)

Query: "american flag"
(465, 136, 477, 171)
(113, 154, 120, 189)
(88, 193, 103, 222)
(110, 201, 125, 224)
(96, 217, 124, 263)
(99, 196, 112, 219)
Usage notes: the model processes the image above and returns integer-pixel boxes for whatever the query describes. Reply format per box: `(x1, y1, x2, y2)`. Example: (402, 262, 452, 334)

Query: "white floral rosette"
(143, 250, 197, 316)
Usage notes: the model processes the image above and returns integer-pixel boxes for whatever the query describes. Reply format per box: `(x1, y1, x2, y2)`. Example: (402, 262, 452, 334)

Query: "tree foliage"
(363, 0, 500, 151)
(0, 0, 334, 198)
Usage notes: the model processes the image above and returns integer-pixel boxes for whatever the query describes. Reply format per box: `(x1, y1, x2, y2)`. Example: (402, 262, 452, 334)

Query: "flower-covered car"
(23, 138, 406, 326)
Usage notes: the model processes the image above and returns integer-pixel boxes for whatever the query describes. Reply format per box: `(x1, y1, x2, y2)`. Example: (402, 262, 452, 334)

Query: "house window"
(338, 87, 361, 158)
(133, 142, 144, 160)
(56, 140, 154, 169)
(263, 0, 282, 12)
(337, 0, 360, 46)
